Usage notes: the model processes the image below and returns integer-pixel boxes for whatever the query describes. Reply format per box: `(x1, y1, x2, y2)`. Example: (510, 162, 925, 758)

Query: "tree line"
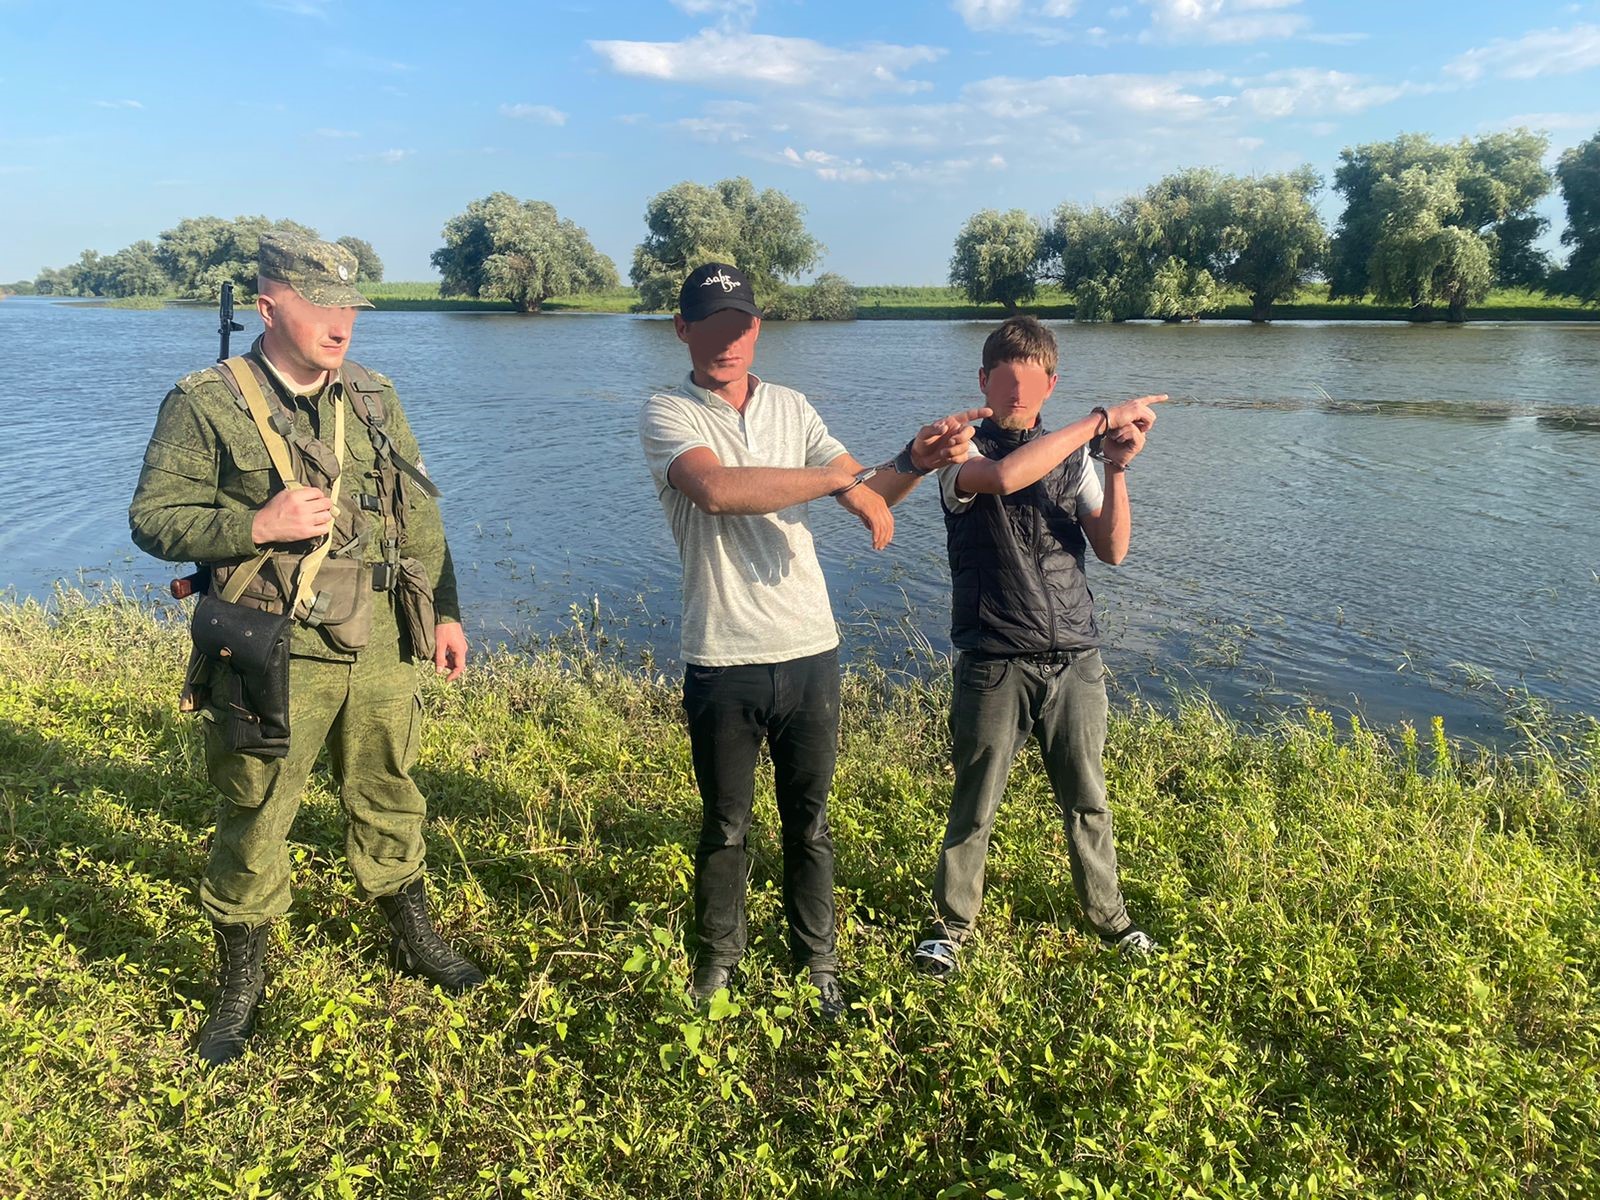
(22, 177, 851, 320)
(429, 178, 854, 319)
(17, 126, 1600, 322)
(30, 216, 383, 300)
(953, 128, 1600, 323)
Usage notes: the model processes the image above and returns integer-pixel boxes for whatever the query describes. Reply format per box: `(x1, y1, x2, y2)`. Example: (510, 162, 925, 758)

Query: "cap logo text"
(700, 269, 739, 293)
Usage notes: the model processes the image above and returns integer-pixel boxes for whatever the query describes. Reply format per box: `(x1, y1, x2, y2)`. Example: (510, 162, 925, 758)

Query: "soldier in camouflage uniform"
(129, 233, 485, 1068)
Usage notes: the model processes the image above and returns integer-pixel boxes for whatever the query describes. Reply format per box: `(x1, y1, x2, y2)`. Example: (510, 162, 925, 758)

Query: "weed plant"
(2, 593, 1597, 1198)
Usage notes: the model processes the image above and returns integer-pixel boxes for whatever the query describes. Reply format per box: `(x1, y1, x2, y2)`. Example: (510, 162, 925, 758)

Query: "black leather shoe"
(689, 962, 733, 1004)
(196, 922, 268, 1069)
(376, 878, 486, 993)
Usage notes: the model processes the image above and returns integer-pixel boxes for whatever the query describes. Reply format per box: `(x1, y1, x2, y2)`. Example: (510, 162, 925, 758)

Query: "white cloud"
(500, 103, 569, 125)
(965, 71, 1228, 121)
(1140, 0, 1309, 44)
(639, 59, 1421, 194)
(952, 0, 1025, 27)
(1234, 68, 1417, 118)
(1487, 110, 1600, 134)
(590, 29, 942, 97)
(670, 0, 756, 19)
(951, 0, 1080, 39)
(93, 99, 142, 109)
(1445, 24, 1600, 82)
(314, 127, 359, 138)
(778, 144, 1006, 184)
(356, 148, 414, 165)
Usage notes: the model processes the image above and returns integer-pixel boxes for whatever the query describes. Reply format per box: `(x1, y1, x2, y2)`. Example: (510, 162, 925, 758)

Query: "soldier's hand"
(435, 621, 468, 683)
(252, 487, 333, 545)
(1105, 394, 1168, 434)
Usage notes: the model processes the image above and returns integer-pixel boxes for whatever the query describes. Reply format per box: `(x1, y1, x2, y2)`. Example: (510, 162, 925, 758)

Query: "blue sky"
(3, 0, 1598, 284)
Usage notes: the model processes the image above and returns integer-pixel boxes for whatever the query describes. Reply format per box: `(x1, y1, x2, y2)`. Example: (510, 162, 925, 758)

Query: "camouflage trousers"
(199, 639, 428, 926)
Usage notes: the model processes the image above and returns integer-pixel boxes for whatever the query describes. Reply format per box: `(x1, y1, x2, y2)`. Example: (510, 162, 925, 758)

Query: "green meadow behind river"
(2, 593, 1598, 1198)
(351, 281, 1599, 321)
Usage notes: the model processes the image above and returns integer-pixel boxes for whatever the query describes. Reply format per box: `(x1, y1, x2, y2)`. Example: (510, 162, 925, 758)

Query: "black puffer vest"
(944, 419, 1098, 654)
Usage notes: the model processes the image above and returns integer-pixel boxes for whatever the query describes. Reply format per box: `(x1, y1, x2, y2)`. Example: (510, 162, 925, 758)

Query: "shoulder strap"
(221, 357, 300, 488)
(218, 356, 345, 618)
(337, 361, 443, 499)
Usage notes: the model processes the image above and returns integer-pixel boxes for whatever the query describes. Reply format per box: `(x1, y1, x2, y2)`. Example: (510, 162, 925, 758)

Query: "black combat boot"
(376, 878, 486, 993)
(196, 922, 268, 1069)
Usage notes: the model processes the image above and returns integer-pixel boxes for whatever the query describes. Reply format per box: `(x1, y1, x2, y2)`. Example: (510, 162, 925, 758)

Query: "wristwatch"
(892, 439, 934, 476)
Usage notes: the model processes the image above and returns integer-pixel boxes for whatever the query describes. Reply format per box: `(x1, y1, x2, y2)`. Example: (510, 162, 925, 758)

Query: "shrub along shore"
(362, 282, 1600, 320)
(41, 282, 1600, 320)
(2, 593, 1597, 1198)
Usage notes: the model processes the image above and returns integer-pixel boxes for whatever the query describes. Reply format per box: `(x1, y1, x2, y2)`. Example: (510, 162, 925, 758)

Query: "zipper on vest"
(1032, 493, 1056, 648)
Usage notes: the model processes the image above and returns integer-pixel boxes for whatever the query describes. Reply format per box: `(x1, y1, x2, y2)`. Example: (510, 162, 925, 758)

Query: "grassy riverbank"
(39, 283, 1599, 321)
(3, 593, 1598, 1198)
(358, 282, 1599, 321)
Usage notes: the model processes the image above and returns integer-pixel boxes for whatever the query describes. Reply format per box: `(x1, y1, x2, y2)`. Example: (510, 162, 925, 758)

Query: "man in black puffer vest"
(913, 317, 1167, 978)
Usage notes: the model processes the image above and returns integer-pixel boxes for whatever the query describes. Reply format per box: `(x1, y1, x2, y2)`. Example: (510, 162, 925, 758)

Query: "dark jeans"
(932, 648, 1131, 941)
(683, 648, 840, 973)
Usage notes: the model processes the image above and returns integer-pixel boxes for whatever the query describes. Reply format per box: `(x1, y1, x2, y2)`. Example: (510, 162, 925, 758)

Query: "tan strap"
(217, 356, 346, 619)
(220, 358, 300, 489)
(289, 387, 345, 617)
(218, 551, 273, 605)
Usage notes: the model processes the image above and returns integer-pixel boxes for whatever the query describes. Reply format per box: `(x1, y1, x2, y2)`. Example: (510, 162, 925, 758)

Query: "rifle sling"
(389, 447, 441, 499)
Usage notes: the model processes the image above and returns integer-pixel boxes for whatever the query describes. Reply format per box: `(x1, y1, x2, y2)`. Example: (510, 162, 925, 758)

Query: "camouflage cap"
(257, 231, 373, 308)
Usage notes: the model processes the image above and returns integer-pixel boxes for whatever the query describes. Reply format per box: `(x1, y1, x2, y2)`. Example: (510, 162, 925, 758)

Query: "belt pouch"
(393, 557, 438, 663)
(302, 557, 374, 654)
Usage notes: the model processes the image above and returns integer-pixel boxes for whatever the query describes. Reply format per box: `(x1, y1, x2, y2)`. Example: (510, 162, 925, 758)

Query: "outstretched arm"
(865, 407, 994, 506)
(955, 395, 1166, 498)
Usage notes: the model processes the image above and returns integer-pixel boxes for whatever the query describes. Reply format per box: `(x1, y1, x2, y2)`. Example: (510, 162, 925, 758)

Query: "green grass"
(3, 592, 1598, 1198)
(361, 281, 1598, 321)
(358, 284, 637, 314)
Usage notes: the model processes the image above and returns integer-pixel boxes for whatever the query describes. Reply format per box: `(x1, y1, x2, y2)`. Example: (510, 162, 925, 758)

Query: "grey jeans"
(931, 648, 1131, 941)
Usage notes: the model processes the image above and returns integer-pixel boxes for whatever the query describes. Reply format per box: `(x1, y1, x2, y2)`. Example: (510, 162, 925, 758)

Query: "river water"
(2, 295, 1596, 741)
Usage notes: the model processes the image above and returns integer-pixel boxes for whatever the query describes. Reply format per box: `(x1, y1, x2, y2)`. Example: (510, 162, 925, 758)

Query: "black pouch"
(191, 592, 294, 759)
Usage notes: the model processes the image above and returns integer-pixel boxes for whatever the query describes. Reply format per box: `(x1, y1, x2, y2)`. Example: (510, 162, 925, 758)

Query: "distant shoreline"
(24, 284, 1600, 322)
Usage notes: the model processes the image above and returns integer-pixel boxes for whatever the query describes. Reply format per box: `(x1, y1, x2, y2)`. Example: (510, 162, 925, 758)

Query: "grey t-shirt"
(641, 372, 848, 666)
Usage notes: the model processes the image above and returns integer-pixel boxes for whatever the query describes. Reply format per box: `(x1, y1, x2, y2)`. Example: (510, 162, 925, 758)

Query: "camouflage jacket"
(128, 340, 460, 660)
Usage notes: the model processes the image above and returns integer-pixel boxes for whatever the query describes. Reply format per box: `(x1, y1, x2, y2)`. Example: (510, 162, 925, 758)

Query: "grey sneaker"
(808, 971, 847, 1022)
(912, 937, 959, 979)
(689, 963, 732, 1004)
(1104, 926, 1160, 957)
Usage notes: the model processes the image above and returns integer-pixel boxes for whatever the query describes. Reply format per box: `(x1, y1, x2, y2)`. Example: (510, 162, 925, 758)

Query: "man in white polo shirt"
(641, 262, 987, 1020)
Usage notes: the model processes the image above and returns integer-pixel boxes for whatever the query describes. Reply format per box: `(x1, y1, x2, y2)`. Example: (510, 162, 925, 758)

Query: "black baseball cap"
(678, 262, 763, 322)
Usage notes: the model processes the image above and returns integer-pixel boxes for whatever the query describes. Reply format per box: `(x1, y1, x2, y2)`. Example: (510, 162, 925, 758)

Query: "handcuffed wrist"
(830, 465, 878, 497)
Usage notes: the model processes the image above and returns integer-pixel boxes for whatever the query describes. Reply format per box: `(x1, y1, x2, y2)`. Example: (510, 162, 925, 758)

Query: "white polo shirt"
(641, 372, 848, 666)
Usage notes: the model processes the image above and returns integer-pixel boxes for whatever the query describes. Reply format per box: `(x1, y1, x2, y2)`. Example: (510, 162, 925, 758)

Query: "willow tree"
(432, 193, 617, 313)
(948, 209, 1043, 311)
(630, 177, 821, 312)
